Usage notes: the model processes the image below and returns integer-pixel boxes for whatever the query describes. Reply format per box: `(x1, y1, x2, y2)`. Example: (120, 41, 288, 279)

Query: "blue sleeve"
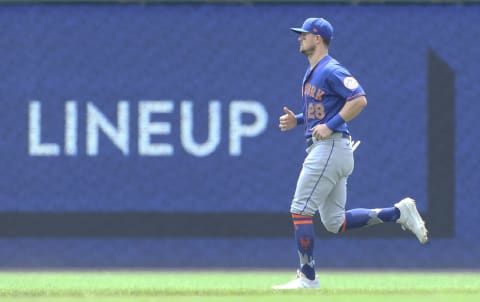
(295, 113, 304, 125)
(328, 67, 366, 101)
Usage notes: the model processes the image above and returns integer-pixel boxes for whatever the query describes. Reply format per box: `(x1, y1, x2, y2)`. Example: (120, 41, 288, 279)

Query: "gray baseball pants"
(290, 132, 354, 233)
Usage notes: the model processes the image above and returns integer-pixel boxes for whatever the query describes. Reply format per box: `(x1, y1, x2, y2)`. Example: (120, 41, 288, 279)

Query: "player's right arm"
(279, 106, 301, 131)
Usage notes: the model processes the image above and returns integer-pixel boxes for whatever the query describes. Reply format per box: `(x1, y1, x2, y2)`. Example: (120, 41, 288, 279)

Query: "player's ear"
(318, 36, 329, 48)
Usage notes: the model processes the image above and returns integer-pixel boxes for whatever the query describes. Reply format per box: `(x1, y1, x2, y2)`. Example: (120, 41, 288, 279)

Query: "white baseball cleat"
(272, 270, 320, 289)
(395, 197, 429, 244)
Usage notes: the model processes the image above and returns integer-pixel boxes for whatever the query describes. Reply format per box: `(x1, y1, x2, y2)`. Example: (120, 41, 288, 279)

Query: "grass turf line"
(0, 271, 478, 301)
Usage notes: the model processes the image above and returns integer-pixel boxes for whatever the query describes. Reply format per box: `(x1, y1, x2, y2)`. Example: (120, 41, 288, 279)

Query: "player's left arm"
(328, 68, 368, 128)
(312, 96, 367, 139)
(337, 95, 368, 123)
(312, 68, 367, 140)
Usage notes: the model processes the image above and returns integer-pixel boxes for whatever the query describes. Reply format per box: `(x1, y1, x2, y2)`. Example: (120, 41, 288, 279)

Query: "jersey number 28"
(307, 103, 325, 120)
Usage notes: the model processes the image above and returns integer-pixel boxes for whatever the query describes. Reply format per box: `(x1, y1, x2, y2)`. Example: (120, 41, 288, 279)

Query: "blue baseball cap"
(290, 18, 334, 43)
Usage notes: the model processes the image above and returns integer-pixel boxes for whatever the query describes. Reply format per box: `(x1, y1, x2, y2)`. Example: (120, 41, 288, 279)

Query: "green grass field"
(0, 271, 479, 302)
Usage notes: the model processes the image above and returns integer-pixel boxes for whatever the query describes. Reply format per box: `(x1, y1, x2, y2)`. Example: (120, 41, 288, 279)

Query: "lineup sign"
(28, 100, 268, 157)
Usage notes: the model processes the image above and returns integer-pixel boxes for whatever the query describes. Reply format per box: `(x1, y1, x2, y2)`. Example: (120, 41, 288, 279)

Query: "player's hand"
(279, 107, 297, 131)
(311, 124, 333, 140)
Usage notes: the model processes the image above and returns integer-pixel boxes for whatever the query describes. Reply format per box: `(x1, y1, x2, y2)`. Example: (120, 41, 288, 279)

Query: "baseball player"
(273, 18, 429, 289)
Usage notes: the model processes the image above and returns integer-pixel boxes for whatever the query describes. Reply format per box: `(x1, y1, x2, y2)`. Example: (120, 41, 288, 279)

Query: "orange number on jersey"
(307, 103, 325, 120)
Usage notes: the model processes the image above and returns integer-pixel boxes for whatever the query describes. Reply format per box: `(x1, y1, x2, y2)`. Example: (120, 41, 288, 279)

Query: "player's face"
(298, 32, 316, 55)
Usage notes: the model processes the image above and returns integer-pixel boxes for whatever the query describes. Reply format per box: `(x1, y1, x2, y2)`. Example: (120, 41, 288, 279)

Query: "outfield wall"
(0, 3, 478, 268)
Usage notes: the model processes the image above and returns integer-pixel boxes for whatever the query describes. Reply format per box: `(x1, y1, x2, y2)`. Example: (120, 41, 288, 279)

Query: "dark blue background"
(0, 4, 478, 268)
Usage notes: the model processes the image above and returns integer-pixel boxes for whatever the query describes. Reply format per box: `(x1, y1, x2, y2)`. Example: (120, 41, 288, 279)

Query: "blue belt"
(306, 132, 351, 148)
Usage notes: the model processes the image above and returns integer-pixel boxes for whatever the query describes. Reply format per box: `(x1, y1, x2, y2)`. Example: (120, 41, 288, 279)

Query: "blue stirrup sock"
(292, 213, 316, 280)
(340, 207, 401, 232)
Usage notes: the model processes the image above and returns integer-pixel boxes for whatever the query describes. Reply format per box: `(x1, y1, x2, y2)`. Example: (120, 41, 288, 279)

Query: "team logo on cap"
(343, 77, 359, 90)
